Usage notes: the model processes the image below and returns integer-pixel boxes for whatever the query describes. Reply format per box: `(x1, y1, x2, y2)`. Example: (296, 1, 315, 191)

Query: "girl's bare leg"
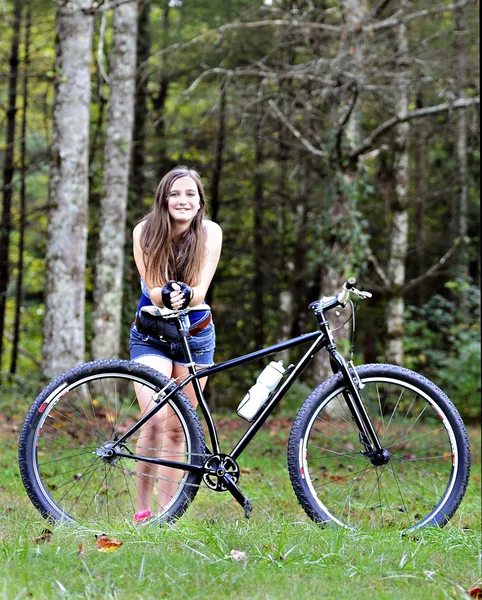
(156, 364, 207, 509)
(133, 356, 173, 514)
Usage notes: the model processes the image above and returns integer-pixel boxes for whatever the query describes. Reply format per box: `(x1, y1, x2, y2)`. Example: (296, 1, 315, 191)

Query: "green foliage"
(404, 284, 481, 421)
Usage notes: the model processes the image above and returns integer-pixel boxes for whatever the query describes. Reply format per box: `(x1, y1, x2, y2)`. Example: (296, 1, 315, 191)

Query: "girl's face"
(167, 176, 201, 226)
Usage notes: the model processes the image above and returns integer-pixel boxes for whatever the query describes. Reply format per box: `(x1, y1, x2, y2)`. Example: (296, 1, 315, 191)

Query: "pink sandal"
(133, 509, 151, 523)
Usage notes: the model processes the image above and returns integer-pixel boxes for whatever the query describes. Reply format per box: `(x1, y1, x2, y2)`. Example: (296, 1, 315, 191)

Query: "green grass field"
(0, 412, 480, 600)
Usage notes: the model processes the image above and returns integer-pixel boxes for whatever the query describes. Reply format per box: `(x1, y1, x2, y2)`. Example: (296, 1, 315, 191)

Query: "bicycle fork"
(329, 348, 391, 467)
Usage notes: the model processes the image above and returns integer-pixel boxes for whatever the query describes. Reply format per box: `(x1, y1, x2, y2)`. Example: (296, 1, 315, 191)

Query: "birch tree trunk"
(91, 1, 138, 360)
(41, 1, 93, 377)
(386, 1, 410, 365)
(121, 0, 151, 360)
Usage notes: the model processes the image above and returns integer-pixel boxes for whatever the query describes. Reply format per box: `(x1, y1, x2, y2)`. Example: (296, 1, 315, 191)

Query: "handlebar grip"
(345, 277, 356, 290)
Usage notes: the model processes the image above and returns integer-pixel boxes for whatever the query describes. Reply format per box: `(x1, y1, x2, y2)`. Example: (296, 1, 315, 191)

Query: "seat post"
(175, 314, 196, 372)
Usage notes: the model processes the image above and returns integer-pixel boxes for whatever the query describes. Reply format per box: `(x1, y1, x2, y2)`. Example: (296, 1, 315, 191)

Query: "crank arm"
(222, 473, 253, 518)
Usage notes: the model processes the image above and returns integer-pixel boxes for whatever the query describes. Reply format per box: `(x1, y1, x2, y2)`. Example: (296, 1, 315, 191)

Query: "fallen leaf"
(34, 528, 53, 544)
(95, 534, 123, 552)
(468, 587, 482, 599)
(228, 549, 247, 562)
(240, 468, 251, 474)
(78, 543, 88, 558)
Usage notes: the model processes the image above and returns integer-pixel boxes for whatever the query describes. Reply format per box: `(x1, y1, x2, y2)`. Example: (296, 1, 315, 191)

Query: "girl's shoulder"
(203, 219, 222, 236)
(133, 219, 146, 240)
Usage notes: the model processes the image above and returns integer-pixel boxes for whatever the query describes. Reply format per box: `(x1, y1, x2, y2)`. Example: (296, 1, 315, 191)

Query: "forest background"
(0, 0, 479, 419)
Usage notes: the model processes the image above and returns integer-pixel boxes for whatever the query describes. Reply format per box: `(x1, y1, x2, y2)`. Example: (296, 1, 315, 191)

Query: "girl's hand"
(161, 281, 192, 310)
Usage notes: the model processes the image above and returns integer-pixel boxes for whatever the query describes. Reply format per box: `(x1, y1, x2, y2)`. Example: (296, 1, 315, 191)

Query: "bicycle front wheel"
(288, 364, 471, 530)
(19, 360, 206, 526)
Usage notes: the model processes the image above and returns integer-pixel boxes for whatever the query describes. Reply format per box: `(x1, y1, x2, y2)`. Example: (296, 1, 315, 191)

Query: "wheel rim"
(32, 372, 196, 525)
(301, 377, 459, 530)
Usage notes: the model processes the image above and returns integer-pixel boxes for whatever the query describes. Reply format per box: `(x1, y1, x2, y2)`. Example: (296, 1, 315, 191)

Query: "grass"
(0, 410, 480, 600)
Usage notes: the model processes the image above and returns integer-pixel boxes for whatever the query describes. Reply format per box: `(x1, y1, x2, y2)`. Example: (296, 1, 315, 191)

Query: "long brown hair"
(140, 166, 207, 287)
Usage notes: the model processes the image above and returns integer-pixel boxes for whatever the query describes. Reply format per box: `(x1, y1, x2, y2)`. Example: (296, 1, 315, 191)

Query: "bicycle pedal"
(244, 498, 253, 519)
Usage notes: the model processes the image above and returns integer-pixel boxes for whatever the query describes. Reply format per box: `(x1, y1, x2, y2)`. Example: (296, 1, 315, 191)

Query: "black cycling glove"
(161, 280, 193, 310)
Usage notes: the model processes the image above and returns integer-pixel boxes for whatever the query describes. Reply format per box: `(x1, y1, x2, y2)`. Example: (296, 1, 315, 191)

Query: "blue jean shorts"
(129, 321, 216, 367)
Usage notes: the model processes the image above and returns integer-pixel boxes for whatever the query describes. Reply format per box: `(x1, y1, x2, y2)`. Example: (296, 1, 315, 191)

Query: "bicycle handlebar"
(143, 304, 212, 319)
(309, 278, 372, 314)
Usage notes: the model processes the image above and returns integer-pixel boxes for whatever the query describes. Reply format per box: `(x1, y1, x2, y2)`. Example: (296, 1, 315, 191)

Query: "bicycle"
(19, 278, 471, 531)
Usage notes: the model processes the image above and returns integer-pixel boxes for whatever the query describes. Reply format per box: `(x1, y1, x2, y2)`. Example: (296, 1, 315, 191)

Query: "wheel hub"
(94, 441, 121, 465)
(363, 448, 391, 467)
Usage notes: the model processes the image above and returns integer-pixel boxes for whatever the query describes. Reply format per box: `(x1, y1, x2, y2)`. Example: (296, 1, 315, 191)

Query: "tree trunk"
(0, 0, 21, 372)
(290, 166, 310, 339)
(10, 6, 31, 375)
(253, 121, 265, 349)
(121, 0, 152, 360)
(454, 3, 469, 285)
(312, 0, 364, 386)
(341, 0, 365, 147)
(91, 0, 138, 360)
(312, 192, 353, 388)
(206, 84, 226, 308)
(414, 89, 426, 306)
(41, 0, 93, 377)
(210, 85, 226, 225)
(131, 0, 151, 210)
(386, 1, 410, 366)
(153, 4, 171, 182)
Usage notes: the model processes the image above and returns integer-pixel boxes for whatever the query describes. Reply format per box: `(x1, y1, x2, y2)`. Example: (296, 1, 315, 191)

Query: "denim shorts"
(129, 321, 216, 367)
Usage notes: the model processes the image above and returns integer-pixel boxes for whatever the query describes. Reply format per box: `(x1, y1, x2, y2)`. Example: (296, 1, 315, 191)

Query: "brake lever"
(352, 288, 372, 300)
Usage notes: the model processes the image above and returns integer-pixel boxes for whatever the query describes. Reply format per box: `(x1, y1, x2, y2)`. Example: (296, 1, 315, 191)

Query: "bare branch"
(402, 240, 461, 292)
(3, 331, 41, 367)
(334, 83, 359, 165)
(268, 100, 325, 157)
(82, 0, 136, 14)
(366, 0, 474, 31)
(366, 246, 391, 288)
(368, 0, 393, 20)
(182, 66, 336, 96)
(349, 97, 480, 161)
(158, 18, 341, 58)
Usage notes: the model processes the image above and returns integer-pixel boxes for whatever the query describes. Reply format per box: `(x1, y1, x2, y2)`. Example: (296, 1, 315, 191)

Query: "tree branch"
(349, 97, 480, 162)
(366, 0, 474, 31)
(158, 18, 341, 58)
(182, 67, 336, 96)
(3, 331, 41, 367)
(333, 83, 359, 166)
(268, 100, 325, 157)
(366, 246, 391, 288)
(402, 240, 461, 293)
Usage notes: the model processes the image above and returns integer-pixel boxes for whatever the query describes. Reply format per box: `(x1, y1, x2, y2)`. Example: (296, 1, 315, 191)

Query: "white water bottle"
(237, 361, 285, 422)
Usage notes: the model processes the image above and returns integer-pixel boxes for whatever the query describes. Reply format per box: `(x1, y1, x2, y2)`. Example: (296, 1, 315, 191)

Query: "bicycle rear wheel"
(19, 360, 206, 526)
(288, 364, 471, 530)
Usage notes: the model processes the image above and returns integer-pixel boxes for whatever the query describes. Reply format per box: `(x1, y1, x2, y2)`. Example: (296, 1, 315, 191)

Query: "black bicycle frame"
(113, 308, 384, 472)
